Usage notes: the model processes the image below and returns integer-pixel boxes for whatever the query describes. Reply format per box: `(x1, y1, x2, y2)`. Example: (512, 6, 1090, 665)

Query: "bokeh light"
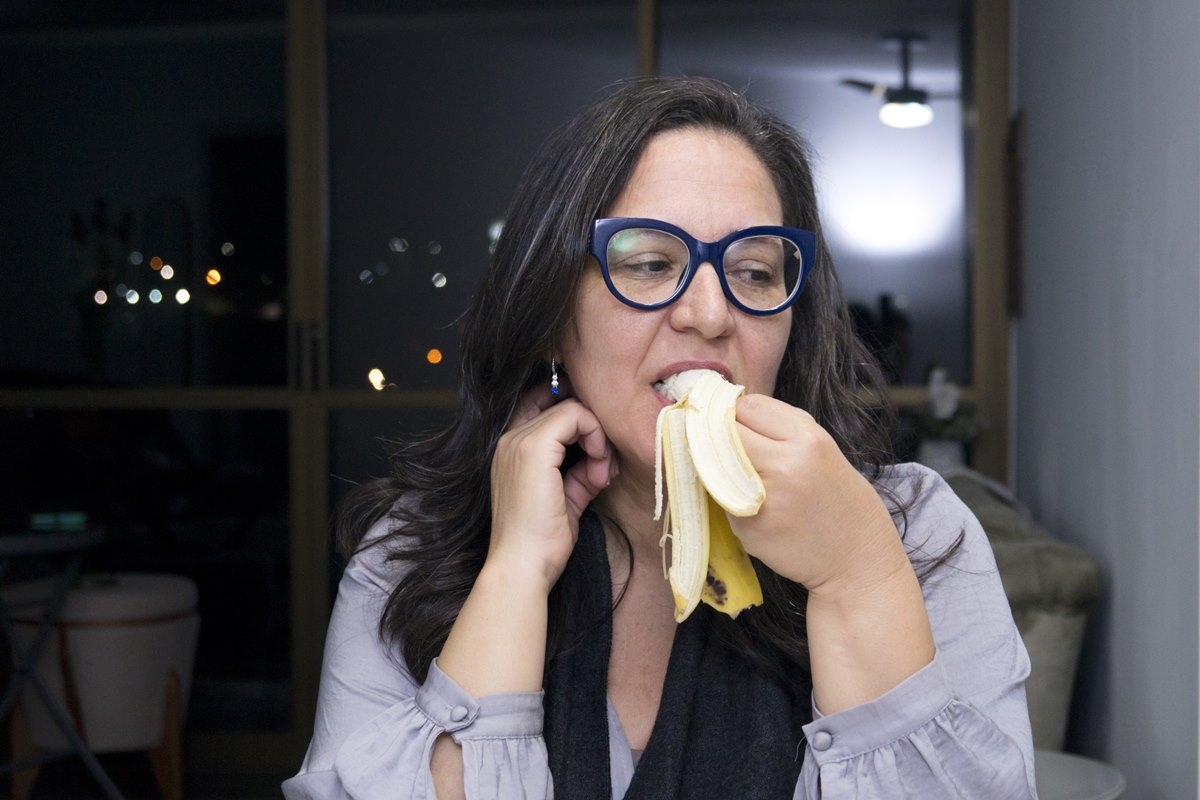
(149, 289, 163, 304)
(150, 256, 163, 270)
(368, 368, 386, 390)
(426, 348, 443, 365)
(206, 269, 222, 286)
(175, 288, 191, 304)
(93, 290, 108, 305)
(161, 265, 174, 280)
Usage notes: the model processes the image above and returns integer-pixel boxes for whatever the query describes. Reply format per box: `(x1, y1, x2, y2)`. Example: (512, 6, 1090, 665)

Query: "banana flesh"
(654, 369, 765, 622)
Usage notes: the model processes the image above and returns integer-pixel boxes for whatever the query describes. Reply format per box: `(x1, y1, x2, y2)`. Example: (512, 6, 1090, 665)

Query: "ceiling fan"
(840, 33, 956, 128)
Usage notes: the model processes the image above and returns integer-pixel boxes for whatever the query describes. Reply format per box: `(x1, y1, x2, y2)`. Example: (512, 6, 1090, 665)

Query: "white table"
(1035, 749, 1126, 800)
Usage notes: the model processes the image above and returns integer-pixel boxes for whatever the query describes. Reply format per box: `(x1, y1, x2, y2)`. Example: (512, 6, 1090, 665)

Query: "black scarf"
(543, 510, 812, 799)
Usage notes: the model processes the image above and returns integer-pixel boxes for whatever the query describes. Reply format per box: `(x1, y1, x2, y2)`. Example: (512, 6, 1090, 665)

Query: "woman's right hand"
(486, 388, 618, 594)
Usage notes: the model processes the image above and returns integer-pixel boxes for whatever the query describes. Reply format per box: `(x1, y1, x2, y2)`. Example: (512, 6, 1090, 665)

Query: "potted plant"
(912, 367, 982, 472)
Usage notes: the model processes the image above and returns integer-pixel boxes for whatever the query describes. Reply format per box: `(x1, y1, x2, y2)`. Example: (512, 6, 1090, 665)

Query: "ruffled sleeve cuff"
(417, 658, 545, 741)
(797, 653, 1035, 799)
(325, 658, 550, 800)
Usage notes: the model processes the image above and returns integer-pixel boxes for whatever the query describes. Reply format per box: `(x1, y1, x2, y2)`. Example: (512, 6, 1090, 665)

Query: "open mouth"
(653, 368, 727, 405)
(652, 381, 676, 406)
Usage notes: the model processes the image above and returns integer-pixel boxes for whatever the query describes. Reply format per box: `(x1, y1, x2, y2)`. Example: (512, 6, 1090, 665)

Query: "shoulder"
(338, 512, 418, 605)
(321, 512, 422, 680)
(872, 462, 959, 522)
(873, 463, 996, 573)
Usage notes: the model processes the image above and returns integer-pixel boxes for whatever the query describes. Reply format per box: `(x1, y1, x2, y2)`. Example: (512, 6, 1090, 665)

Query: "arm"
(731, 397, 1035, 797)
(430, 565, 551, 799)
(284, 389, 614, 800)
(731, 396, 936, 711)
(793, 466, 1036, 798)
(432, 390, 617, 799)
(281, 525, 549, 800)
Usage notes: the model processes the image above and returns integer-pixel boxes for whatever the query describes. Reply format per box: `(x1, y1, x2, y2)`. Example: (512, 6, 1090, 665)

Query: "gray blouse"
(283, 463, 1039, 799)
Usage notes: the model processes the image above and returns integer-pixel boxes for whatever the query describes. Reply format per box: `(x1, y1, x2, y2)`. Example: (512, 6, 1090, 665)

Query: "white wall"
(1014, 1, 1200, 797)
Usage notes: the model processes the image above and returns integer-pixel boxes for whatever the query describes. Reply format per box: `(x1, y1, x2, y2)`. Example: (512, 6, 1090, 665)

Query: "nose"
(668, 262, 735, 338)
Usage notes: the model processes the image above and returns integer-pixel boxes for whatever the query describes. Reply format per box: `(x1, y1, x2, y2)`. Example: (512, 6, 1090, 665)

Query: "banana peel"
(654, 369, 765, 622)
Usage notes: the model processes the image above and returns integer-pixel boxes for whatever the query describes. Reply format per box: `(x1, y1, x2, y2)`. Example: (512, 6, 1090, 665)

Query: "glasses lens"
(722, 235, 802, 311)
(605, 228, 690, 306)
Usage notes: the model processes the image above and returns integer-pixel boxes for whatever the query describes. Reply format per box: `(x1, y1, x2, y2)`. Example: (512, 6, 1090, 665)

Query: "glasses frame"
(589, 217, 817, 316)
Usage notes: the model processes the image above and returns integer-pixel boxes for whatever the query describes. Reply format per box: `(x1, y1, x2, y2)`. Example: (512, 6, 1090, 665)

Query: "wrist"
(439, 555, 551, 697)
(805, 546, 935, 714)
(479, 550, 556, 599)
(806, 543, 913, 608)
(804, 510, 912, 604)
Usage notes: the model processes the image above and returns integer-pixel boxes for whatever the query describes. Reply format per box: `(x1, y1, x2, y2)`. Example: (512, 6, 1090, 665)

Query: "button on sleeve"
(417, 659, 544, 742)
(809, 730, 833, 752)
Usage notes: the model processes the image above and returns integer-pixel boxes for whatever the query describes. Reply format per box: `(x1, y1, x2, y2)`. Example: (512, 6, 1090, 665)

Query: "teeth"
(654, 369, 765, 622)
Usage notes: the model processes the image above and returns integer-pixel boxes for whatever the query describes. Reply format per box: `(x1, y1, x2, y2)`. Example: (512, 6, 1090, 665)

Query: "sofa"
(941, 468, 1104, 751)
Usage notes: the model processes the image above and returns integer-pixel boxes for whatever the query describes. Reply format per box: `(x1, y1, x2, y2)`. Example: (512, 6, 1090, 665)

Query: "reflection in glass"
(0, 17, 287, 388)
(327, 2, 638, 391)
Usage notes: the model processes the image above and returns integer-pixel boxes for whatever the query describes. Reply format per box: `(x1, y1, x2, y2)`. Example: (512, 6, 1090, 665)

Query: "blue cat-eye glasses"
(589, 217, 816, 316)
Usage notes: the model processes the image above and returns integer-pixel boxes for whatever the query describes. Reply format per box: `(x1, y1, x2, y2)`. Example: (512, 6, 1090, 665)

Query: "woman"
(284, 76, 1036, 799)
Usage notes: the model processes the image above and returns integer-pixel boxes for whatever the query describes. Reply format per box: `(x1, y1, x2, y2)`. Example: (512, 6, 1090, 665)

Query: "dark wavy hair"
(337, 75, 915, 687)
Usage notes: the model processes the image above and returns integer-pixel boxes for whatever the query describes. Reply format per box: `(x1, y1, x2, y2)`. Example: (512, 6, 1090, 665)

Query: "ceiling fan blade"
(927, 91, 961, 101)
(840, 78, 888, 97)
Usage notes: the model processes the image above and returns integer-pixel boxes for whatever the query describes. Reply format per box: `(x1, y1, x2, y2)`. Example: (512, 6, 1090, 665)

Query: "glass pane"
(0, 8, 288, 388)
(327, 2, 638, 391)
(0, 408, 291, 733)
(660, 1, 971, 386)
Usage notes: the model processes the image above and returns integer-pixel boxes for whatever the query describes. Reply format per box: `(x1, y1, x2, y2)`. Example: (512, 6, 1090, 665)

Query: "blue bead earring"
(550, 360, 560, 395)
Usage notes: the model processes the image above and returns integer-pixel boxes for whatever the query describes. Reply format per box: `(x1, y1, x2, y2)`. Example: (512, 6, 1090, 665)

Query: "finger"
(563, 457, 608, 520)
(734, 422, 781, 470)
(573, 408, 610, 464)
(735, 394, 809, 442)
(510, 399, 611, 481)
(586, 446, 613, 490)
(536, 399, 612, 499)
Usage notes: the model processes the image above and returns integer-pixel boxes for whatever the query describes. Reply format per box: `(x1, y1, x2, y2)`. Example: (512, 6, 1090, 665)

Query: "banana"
(653, 369, 765, 622)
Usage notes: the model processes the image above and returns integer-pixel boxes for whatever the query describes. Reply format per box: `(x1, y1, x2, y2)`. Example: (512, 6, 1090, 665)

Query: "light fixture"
(879, 100, 934, 129)
(841, 33, 948, 129)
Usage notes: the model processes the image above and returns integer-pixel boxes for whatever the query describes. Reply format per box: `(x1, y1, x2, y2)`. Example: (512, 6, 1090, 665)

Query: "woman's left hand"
(726, 394, 910, 598)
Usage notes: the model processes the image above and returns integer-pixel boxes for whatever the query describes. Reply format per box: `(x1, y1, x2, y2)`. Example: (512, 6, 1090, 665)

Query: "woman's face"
(560, 127, 793, 481)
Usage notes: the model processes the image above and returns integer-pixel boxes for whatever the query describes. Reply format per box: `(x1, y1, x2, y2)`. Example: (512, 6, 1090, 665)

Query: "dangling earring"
(550, 360, 560, 395)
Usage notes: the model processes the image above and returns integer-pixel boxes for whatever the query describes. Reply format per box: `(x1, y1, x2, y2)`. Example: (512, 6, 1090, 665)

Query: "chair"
(3, 572, 199, 800)
(0, 528, 125, 799)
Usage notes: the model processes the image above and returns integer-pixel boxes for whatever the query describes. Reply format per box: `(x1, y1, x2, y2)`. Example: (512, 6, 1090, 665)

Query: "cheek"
(561, 290, 644, 389)
(751, 316, 793, 393)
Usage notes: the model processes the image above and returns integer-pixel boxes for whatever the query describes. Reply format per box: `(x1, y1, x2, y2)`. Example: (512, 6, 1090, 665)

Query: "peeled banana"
(654, 369, 765, 622)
